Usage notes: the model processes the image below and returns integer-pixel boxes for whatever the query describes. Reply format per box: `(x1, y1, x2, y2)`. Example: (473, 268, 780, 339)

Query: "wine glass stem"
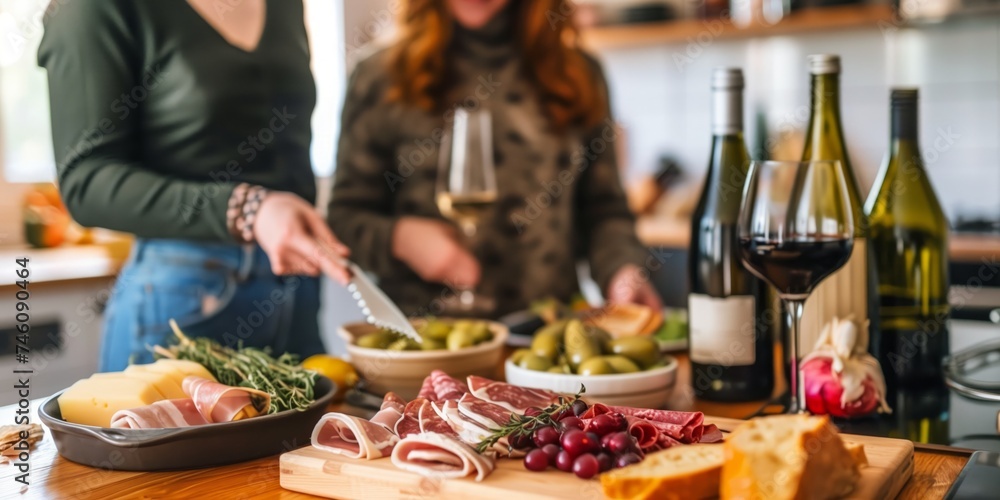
(786, 299, 806, 414)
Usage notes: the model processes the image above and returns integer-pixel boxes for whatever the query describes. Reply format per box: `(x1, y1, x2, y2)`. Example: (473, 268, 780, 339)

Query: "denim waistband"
(129, 238, 274, 281)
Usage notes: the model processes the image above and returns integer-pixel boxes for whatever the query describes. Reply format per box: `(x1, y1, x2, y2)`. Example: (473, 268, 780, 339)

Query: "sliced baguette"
(845, 441, 868, 468)
(722, 415, 859, 500)
(600, 444, 724, 500)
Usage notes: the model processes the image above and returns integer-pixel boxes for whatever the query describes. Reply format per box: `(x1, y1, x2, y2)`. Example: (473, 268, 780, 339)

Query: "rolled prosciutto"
(390, 432, 496, 482)
(182, 376, 271, 423)
(312, 413, 399, 459)
(111, 399, 209, 429)
(466, 375, 561, 413)
(371, 392, 406, 431)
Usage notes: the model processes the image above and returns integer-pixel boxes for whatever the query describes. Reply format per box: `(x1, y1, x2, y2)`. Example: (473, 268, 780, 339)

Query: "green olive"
(356, 331, 395, 349)
(386, 337, 418, 351)
(607, 336, 661, 369)
(577, 357, 616, 376)
(419, 337, 446, 351)
(556, 363, 573, 374)
(531, 332, 562, 360)
(446, 329, 477, 351)
(585, 325, 613, 352)
(510, 348, 533, 365)
(466, 322, 492, 343)
(564, 320, 602, 369)
(518, 354, 554, 372)
(547, 366, 566, 374)
(420, 320, 452, 341)
(603, 355, 640, 373)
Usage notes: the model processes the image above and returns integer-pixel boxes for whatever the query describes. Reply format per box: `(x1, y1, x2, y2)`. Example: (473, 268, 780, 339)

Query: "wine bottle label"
(689, 294, 756, 366)
(799, 238, 869, 354)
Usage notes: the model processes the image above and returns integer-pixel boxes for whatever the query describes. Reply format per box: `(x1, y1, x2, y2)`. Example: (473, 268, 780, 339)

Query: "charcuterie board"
(279, 417, 914, 499)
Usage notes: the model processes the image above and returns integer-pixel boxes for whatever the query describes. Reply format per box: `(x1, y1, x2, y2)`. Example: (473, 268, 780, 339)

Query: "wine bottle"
(689, 68, 774, 402)
(865, 89, 950, 387)
(797, 54, 875, 358)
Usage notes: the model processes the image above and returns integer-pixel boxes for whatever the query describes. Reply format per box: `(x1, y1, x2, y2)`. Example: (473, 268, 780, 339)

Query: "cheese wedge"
(128, 359, 216, 386)
(58, 378, 164, 428)
(601, 444, 724, 500)
(90, 371, 186, 400)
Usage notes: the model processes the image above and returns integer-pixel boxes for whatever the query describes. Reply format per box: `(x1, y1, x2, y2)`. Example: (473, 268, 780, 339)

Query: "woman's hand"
(392, 216, 480, 289)
(253, 191, 351, 284)
(606, 264, 664, 310)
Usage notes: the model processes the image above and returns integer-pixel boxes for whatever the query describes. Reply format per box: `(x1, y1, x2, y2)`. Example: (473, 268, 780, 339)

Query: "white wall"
(595, 16, 1000, 223)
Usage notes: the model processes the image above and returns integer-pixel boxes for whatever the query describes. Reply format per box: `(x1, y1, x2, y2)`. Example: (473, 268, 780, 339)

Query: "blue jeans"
(100, 239, 324, 372)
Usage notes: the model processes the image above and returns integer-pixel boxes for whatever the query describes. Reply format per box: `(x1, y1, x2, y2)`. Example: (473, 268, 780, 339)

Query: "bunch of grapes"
(514, 399, 643, 479)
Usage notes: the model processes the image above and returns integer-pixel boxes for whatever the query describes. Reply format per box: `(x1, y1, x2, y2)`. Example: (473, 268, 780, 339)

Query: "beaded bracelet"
(226, 183, 270, 243)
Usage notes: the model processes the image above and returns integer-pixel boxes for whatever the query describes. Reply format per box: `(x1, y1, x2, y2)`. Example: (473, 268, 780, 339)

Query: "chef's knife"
(344, 261, 422, 342)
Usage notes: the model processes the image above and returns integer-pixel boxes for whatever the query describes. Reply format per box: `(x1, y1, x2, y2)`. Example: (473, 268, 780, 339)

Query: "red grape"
(603, 432, 635, 455)
(586, 432, 602, 448)
(561, 429, 600, 457)
(586, 414, 619, 436)
(571, 399, 589, 416)
(508, 433, 533, 450)
(572, 454, 599, 479)
(551, 408, 572, 422)
(541, 444, 560, 465)
(523, 407, 543, 418)
(559, 416, 585, 431)
(533, 425, 560, 447)
(615, 452, 642, 469)
(596, 452, 613, 472)
(555, 449, 574, 472)
(524, 449, 550, 472)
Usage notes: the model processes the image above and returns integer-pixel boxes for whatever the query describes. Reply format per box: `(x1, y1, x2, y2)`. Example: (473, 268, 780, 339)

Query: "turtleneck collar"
(451, 2, 516, 67)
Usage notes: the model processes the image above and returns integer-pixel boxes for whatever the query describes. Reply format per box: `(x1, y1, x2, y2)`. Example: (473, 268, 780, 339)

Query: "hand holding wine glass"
(738, 160, 855, 413)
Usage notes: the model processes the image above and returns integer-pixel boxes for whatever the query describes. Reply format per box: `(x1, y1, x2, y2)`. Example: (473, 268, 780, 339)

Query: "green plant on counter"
(510, 320, 664, 375)
(355, 319, 493, 351)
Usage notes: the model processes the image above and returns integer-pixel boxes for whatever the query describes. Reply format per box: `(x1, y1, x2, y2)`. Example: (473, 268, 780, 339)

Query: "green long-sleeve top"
(37, 0, 316, 241)
(327, 10, 647, 317)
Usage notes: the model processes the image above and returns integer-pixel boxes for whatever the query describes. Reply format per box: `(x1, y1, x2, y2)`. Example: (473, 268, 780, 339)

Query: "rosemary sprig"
(476, 385, 586, 453)
(153, 320, 317, 414)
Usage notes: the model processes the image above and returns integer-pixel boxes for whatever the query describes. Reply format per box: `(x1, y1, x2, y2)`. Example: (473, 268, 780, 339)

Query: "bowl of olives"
(504, 319, 677, 408)
(339, 318, 508, 399)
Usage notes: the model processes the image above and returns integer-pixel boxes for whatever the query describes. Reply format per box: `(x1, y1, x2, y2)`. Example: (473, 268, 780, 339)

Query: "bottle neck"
(712, 87, 743, 136)
(891, 101, 919, 145)
(809, 73, 841, 124)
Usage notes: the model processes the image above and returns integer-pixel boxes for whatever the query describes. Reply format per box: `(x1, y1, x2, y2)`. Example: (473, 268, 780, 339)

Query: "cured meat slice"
(111, 399, 209, 429)
(391, 432, 496, 481)
(371, 392, 406, 431)
(700, 423, 723, 443)
(395, 398, 424, 438)
(312, 413, 399, 459)
(182, 376, 270, 423)
(418, 399, 458, 437)
(624, 415, 659, 450)
(417, 375, 436, 401)
(431, 400, 491, 446)
(457, 393, 510, 428)
(430, 370, 469, 401)
(466, 376, 561, 413)
(606, 405, 705, 443)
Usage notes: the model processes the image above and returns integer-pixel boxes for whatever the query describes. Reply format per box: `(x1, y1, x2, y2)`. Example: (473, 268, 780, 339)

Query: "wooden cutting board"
(279, 416, 914, 500)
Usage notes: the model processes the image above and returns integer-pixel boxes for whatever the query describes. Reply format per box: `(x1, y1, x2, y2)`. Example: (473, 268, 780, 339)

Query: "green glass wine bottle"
(865, 88, 950, 387)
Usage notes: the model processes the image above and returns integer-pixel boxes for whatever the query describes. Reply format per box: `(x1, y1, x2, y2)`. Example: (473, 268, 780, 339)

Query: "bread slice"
(845, 441, 868, 468)
(585, 304, 662, 337)
(722, 415, 859, 500)
(600, 444, 724, 500)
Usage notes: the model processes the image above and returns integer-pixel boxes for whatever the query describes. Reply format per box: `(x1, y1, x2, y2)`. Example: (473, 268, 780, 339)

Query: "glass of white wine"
(436, 107, 498, 314)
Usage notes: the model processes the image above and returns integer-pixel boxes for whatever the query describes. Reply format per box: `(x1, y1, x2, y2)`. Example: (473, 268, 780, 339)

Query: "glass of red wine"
(738, 160, 854, 414)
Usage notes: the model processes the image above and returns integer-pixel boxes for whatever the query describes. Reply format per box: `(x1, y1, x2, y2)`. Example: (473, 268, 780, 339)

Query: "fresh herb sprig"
(153, 320, 317, 414)
(476, 386, 586, 453)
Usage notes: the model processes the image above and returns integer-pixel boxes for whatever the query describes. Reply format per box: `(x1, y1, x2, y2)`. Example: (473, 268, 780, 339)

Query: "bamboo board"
(280, 416, 914, 500)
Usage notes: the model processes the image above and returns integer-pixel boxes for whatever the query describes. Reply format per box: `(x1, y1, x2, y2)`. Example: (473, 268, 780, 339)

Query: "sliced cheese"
(128, 359, 216, 386)
(91, 371, 186, 400)
(58, 378, 164, 428)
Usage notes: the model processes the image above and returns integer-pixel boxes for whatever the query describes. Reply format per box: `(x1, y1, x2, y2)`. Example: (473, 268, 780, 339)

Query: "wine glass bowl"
(737, 160, 855, 413)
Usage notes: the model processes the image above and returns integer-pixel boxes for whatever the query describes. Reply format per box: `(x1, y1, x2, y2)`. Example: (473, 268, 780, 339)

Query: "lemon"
(302, 355, 359, 402)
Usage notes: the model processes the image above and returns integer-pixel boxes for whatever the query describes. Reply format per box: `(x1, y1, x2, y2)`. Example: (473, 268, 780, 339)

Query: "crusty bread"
(585, 304, 663, 337)
(721, 415, 859, 500)
(845, 441, 868, 468)
(600, 444, 724, 500)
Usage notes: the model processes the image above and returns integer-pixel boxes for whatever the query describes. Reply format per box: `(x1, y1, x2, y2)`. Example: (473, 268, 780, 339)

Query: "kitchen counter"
(0, 352, 968, 499)
(638, 215, 1000, 262)
(0, 240, 130, 286)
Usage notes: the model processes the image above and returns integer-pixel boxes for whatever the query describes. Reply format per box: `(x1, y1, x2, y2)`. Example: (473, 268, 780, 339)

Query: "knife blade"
(344, 261, 422, 342)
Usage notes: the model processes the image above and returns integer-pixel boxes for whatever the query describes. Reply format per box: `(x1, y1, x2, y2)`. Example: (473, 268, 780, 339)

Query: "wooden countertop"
(638, 215, 1000, 262)
(0, 240, 130, 287)
(1, 352, 969, 499)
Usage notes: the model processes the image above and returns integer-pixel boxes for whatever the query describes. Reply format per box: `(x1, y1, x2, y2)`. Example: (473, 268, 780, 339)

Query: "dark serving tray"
(38, 376, 334, 471)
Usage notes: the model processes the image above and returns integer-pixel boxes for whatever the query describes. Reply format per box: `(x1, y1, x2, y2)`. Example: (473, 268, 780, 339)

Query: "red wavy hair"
(386, 0, 606, 130)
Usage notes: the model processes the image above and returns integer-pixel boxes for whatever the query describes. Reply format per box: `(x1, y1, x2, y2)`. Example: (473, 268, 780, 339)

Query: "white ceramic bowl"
(339, 320, 508, 400)
(504, 356, 678, 409)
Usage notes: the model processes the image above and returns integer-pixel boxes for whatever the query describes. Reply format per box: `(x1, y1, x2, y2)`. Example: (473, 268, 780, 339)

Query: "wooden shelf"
(581, 4, 897, 49)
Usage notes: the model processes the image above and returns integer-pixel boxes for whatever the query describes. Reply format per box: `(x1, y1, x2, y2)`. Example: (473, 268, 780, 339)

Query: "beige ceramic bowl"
(339, 319, 508, 399)
(504, 356, 678, 408)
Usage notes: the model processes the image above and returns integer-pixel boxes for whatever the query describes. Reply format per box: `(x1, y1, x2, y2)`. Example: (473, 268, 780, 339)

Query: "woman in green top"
(38, 0, 348, 371)
(328, 0, 662, 317)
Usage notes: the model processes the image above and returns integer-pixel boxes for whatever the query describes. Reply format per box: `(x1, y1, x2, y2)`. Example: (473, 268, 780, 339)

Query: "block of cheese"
(91, 371, 186, 400)
(721, 415, 859, 500)
(128, 359, 216, 386)
(58, 378, 164, 428)
(601, 444, 724, 500)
